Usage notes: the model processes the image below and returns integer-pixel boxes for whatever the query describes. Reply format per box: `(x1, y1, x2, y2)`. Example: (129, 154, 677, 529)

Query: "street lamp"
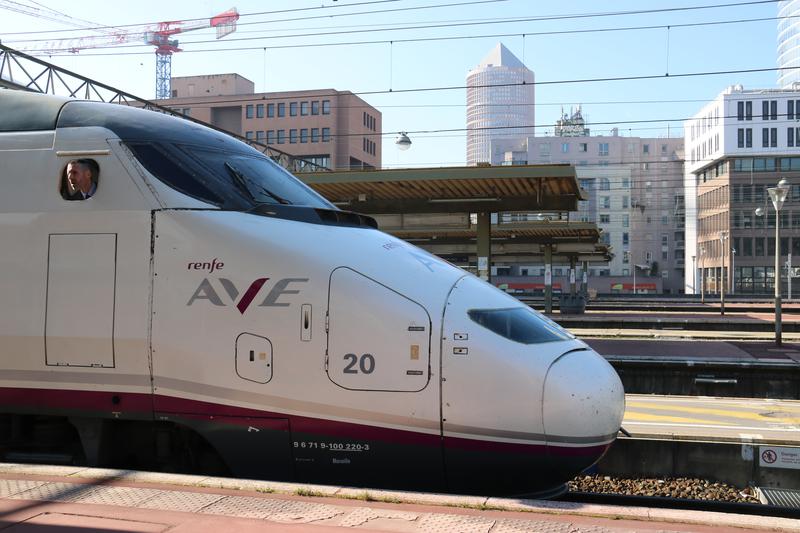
(691, 254, 696, 295)
(395, 132, 412, 150)
(731, 248, 736, 294)
(756, 178, 790, 346)
(719, 230, 728, 315)
(700, 245, 706, 303)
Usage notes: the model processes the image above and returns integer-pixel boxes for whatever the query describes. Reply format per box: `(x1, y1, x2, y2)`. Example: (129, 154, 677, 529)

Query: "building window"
(246, 105, 254, 119)
(561, 143, 569, 153)
(746, 128, 752, 147)
(322, 127, 330, 142)
(256, 130, 265, 142)
(277, 129, 285, 144)
(623, 232, 629, 245)
(266, 130, 275, 144)
(267, 103, 275, 118)
(599, 142, 609, 156)
(601, 196, 610, 209)
(738, 101, 744, 120)
(311, 128, 320, 142)
(738, 129, 744, 148)
(771, 100, 778, 120)
(771, 127, 778, 147)
(539, 143, 550, 156)
(300, 128, 308, 143)
(290, 102, 298, 116)
(301, 102, 309, 116)
(790, 128, 795, 148)
(245, 130, 254, 140)
(643, 144, 650, 154)
(599, 214, 610, 223)
(763, 100, 769, 120)
(623, 214, 629, 227)
(322, 100, 331, 114)
(622, 196, 629, 208)
(278, 103, 285, 117)
(256, 104, 264, 118)
(578, 143, 587, 152)
(763, 128, 769, 148)
(311, 101, 320, 115)
(745, 101, 752, 120)
(790, 100, 795, 120)
(289, 129, 298, 144)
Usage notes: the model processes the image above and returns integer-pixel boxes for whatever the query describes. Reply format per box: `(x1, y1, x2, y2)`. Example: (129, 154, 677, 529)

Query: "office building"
(491, 117, 685, 294)
(159, 73, 382, 171)
(778, 0, 800, 89)
(685, 84, 800, 294)
(466, 43, 535, 166)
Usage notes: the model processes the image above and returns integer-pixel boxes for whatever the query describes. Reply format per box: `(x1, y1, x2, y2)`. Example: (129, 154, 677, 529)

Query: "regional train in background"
(0, 90, 625, 497)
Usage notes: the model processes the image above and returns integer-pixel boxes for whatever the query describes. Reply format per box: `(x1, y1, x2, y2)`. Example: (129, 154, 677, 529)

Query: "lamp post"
(731, 248, 736, 294)
(691, 254, 696, 295)
(719, 231, 728, 315)
(700, 245, 706, 303)
(757, 178, 790, 347)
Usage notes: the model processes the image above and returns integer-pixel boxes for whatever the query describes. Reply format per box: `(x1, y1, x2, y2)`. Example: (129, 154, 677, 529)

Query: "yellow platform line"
(626, 401, 800, 424)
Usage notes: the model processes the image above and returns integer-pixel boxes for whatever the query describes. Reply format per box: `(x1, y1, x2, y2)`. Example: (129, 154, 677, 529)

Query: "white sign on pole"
(478, 256, 488, 271)
(759, 446, 800, 470)
(544, 265, 552, 286)
(569, 269, 576, 284)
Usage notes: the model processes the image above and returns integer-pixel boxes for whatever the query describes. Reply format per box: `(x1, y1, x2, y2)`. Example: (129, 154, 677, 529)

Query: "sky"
(0, 0, 785, 168)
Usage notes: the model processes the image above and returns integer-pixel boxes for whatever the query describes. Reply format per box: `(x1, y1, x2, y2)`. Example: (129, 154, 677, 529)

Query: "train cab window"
(127, 143, 223, 206)
(61, 158, 99, 201)
(468, 307, 572, 344)
(127, 142, 333, 211)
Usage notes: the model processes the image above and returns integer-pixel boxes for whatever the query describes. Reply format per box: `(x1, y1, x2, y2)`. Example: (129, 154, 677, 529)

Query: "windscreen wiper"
(224, 162, 290, 205)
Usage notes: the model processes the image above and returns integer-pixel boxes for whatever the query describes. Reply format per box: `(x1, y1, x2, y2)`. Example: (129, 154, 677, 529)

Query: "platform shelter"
(301, 164, 611, 312)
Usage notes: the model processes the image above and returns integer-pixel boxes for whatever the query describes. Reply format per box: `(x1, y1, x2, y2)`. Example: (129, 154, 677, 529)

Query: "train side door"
(320, 266, 442, 489)
(42, 134, 156, 398)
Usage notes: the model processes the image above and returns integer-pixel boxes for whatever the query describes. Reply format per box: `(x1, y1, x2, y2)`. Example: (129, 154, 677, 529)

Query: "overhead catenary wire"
(11, 6, 789, 53)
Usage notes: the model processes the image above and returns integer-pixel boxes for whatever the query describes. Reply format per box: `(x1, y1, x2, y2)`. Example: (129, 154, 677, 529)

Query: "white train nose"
(543, 348, 625, 447)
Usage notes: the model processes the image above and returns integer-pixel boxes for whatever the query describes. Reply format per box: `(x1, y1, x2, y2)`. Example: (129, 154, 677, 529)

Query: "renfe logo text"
(187, 258, 224, 273)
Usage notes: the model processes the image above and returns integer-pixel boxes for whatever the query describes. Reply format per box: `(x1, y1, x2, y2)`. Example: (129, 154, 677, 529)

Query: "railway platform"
(0, 464, 797, 532)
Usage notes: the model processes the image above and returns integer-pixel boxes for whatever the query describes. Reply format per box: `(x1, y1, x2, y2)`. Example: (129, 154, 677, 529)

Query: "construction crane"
(5, 5, 239, 99)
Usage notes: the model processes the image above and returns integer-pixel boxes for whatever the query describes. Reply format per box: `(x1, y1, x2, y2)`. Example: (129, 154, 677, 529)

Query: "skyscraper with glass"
(778, 0, 800, 88)
(466, 43, 535, 166)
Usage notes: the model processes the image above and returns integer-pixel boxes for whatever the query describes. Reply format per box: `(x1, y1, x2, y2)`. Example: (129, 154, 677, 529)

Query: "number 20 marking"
(343, 353, 375, 374)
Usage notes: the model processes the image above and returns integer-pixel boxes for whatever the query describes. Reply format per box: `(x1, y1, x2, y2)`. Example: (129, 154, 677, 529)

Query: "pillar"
(476, 211, 491, 282)
(544, 244, 553, 314)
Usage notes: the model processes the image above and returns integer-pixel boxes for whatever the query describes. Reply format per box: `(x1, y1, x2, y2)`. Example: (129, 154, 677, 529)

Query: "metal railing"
(0, 43, 328, 173)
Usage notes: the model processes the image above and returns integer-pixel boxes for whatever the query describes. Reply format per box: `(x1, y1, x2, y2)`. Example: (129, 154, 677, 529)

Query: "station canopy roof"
(301, 164, 585, 214)
(299, 164, 611, 262)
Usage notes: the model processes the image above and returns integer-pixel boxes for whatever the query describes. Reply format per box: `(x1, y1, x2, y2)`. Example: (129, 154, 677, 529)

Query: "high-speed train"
(0, 90, 624, 497)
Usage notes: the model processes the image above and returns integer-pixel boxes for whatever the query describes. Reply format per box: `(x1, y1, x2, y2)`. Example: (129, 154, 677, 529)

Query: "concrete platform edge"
(0, 463, 798, 531)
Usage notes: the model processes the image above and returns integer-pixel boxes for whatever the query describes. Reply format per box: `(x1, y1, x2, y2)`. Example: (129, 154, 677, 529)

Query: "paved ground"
(0, 466, 796, 532)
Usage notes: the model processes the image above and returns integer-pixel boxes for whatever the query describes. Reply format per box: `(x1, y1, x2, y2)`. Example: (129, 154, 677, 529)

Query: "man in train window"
(62, 159, 99, 201)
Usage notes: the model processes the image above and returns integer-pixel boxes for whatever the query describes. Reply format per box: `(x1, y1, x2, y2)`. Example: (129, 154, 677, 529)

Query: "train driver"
(63, 159, 99, 201)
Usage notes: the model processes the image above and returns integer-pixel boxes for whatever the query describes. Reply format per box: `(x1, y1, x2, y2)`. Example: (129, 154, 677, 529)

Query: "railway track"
(560, 491, 800, 520)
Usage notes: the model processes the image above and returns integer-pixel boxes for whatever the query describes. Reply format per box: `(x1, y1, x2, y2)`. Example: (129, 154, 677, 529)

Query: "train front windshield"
(127, 141, 335, 211)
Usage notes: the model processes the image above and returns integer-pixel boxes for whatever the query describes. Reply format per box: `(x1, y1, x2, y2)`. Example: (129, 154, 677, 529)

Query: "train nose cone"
(543, 348, 624, 468)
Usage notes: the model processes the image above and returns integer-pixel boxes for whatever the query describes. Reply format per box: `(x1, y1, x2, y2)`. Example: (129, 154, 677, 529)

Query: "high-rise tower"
(466, 43, 535, 166)
(778, 0, 800, 88)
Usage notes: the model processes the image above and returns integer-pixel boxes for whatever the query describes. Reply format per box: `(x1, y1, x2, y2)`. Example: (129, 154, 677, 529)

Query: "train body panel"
(0, 90, 624, 496)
